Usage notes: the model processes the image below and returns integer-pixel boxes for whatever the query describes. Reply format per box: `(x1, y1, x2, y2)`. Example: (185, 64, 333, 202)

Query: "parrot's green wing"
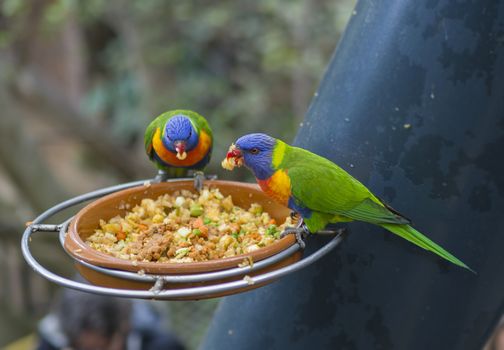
(182, 109, 213, 140)
(284, 146, 409, 225)
(144, 122, 157, 160)
(144, 113, 171, 160)
(340, 198, 411, 224)
(282, 144, 472, 272)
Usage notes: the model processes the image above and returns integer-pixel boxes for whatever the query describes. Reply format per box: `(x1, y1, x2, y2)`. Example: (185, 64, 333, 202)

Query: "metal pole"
(201, 0, 504, 349)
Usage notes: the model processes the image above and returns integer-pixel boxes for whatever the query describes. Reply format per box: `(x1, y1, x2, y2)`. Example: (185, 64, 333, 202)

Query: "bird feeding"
(144, 110, 213, 189)
(20, 109, 346, 300)
(145, 110, 213, 172)
(223, 133, 472, 272)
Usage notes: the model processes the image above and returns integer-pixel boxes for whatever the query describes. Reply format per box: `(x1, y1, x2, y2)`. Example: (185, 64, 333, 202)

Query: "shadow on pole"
(202, 0, 504, 349)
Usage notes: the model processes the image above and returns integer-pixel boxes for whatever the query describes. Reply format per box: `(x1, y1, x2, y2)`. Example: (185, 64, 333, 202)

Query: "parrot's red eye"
(250, 148, 259, 154)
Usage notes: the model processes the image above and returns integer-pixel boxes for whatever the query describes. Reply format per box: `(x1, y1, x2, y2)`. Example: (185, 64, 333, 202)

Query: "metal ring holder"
(21, 178, 346, 299)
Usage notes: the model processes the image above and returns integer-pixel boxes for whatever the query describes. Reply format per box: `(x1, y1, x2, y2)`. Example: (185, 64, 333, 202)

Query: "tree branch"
(10, 78, 153, 180)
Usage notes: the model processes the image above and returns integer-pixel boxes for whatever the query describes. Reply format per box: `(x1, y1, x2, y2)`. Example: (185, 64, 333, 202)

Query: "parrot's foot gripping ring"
(280, 222, 310, 249)
(192, 171, 206, 192)
(154, 170, 170, 183)
(281, 218, 348, 250)
(192, 171, 218, 192)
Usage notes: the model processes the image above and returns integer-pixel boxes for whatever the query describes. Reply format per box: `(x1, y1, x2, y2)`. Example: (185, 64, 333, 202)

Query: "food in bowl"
(85, 187, 292, 263)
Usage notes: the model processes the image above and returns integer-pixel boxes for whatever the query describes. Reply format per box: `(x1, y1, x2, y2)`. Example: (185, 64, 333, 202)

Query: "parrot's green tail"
(380, 224, 474, 273)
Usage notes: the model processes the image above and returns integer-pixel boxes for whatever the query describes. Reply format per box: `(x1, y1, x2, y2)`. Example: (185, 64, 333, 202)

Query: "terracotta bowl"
(65, 180, 301, 300)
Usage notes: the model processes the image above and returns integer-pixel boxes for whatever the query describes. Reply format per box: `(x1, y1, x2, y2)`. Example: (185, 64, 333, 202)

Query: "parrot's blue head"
(232, 133, 276, 180)
(163, 114, 199, 159)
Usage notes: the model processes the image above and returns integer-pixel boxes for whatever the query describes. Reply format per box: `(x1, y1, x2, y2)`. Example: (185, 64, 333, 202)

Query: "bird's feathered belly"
(256, 170, 291, 206)
(152, 129, 212, 168)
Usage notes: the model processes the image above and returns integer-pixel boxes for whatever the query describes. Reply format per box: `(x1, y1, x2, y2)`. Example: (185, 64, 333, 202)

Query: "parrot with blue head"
(144, 110, 213, 187)
(223, 133, 473, 272)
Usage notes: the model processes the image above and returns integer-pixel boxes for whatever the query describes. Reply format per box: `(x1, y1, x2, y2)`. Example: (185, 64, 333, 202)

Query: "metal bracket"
(30, 224, 62, 232)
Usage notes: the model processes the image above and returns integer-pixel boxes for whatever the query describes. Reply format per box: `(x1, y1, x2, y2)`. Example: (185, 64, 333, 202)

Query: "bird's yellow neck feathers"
(256, 140, 291, 205)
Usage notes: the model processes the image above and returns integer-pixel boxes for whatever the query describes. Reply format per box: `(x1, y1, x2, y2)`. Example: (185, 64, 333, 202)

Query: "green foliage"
(75, 0, 354, 176)
(0, 0, 354, 176)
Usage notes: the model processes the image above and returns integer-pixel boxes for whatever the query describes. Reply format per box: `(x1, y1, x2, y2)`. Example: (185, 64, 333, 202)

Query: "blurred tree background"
(0, 0, 355, 348)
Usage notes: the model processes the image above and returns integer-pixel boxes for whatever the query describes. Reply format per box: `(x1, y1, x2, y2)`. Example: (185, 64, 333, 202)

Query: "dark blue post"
(202, 0, 504, 349)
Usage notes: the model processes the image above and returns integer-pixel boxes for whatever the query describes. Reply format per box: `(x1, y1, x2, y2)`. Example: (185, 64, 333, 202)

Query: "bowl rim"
(64, 179, 297, 274)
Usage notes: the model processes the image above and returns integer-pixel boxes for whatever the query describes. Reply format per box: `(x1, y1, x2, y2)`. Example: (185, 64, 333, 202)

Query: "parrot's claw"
(193, 171, 205, 192)
(290, 211, 300, 221)
(153, 170, 169, 183)
(280, 225, 309, 249)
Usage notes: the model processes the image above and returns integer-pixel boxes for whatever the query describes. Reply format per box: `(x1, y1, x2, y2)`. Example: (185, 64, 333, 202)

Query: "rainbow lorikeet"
(222, 133, 472, 271)
(144, 110, 213, 188)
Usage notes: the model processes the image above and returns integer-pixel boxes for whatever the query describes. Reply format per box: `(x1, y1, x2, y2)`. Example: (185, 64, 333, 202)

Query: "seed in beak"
(176, 151, 187, 160)
(226, 148, 242, 159)
(175, 141, 187, 160)
(222, 144, 243, 170)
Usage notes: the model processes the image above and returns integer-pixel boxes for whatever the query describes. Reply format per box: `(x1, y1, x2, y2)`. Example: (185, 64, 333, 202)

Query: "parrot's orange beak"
(222, 144, 243, 170)
(174, 141, 187, 160)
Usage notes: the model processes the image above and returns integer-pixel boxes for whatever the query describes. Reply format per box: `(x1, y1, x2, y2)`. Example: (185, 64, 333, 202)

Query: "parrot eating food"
(144, 110, 213, 189)
(222, 133, 472, 271)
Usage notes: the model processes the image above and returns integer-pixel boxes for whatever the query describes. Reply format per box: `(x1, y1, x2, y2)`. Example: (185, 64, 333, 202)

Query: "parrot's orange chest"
(152, 128, 211, 166)
(256, 169, 291, 206)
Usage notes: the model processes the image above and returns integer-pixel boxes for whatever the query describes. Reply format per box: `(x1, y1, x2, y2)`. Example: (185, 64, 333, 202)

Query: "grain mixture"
(85, 187, 292, 263)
